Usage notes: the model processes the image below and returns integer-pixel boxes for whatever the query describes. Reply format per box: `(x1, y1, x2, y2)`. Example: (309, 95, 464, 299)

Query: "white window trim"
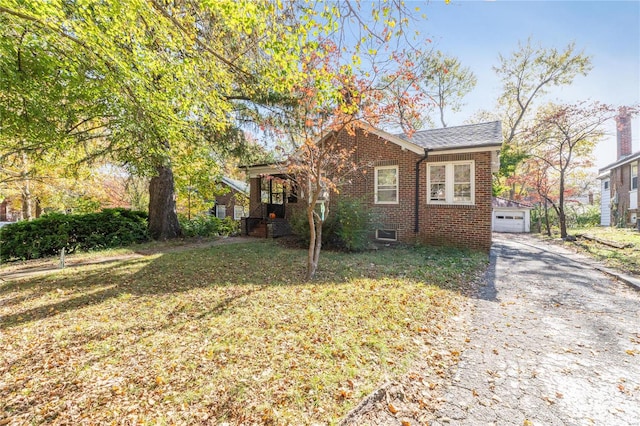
(376, 229, 398, 241)
(216, 205, 226, 219)
(427, 160, 475, 205)
(233, 205, 246, 220)
(374, 165, 399, 204)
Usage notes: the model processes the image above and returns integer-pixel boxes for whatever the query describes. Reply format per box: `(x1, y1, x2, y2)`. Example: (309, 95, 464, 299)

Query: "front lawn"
(569, 227, 640, 275)
(0, 240, 486, 425)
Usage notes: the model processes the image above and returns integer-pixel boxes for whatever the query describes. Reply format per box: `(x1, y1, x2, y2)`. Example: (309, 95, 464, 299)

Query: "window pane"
(378, 168, 397, 186)
(430, 165, 445, 182)
(454, 164, 470, 183)
(234, 205, 243, 220)
(216, 205, 226, 219)
(378, 189, 397, 202)
(377, 229, 397, 240)
(430, 183, 446, 201)
(454, 183, 471, 201)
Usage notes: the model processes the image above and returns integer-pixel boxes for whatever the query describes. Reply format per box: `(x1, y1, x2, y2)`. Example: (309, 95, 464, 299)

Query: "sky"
(411, 0, 640, 171)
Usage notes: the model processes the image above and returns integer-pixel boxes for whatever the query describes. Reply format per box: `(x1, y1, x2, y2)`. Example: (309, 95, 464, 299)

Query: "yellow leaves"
(524, 420, 534, 426)
(625, 349, 637, 356)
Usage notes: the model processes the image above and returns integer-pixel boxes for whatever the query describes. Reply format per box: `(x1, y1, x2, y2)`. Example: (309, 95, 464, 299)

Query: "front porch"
(241, 171, 296, 238)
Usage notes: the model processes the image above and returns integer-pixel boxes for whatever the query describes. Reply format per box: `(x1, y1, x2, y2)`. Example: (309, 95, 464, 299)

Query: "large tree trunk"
(558, 171, 567, 238)
(21, 180, 32, 221)
(558, 207, 568, 239)
(20, 152, 32, 220)
(148, 164, 182, 240)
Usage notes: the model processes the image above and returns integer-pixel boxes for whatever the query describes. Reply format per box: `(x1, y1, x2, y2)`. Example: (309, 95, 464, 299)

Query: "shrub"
(569, 205, 601, 228)
(0, 208, 149, 261)
(334, 198, 371, 251)
(289, 198, 371, 251)
(179, 215, 239, 238)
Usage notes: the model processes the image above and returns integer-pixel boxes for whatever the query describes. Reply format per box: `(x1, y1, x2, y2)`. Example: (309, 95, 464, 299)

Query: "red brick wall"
(0, 200, 8, 222)
(610, 159, 639, 226)
(215, 185, 248, 220)
(420, 152, 493, 252)
(334, 129, 494, 252)
(249, 178, 261, 215)
(616, 113, 632, 160)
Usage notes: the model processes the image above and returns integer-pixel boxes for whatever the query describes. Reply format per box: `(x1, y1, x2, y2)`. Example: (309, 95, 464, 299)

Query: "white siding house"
(598, 172, 611, 226)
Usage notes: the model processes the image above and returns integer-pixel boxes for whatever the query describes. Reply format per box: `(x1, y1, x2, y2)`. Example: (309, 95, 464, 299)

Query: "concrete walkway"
(430, 233, 640, 425)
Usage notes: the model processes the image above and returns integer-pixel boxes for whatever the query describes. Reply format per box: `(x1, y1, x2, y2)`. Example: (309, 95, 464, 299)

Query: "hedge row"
(0, 208, 149, 261)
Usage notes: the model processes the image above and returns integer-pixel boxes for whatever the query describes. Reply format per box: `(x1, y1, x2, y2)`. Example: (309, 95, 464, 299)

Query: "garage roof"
(493, 197, 533, 209)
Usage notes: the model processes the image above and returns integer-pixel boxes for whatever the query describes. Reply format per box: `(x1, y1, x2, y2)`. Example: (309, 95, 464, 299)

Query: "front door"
(261, 178, 285, 218)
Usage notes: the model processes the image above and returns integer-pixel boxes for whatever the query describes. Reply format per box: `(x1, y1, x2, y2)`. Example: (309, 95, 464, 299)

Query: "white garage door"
(493, 210, 525, 233)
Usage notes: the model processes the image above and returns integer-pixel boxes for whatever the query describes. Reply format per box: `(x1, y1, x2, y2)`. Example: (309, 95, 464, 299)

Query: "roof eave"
(429, 143, 503, 155)
(599, 152, 640, 174)
(356, 122, 426, 155)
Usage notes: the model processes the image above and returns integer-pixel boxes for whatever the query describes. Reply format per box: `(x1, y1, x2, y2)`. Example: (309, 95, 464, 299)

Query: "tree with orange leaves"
(519, 101, 624, 238)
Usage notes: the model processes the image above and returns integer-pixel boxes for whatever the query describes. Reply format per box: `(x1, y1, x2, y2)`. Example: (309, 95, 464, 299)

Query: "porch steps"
(249, 221, 268, 238)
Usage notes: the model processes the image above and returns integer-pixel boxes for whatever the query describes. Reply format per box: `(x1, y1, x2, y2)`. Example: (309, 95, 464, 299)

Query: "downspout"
(415, 148, 430, 233)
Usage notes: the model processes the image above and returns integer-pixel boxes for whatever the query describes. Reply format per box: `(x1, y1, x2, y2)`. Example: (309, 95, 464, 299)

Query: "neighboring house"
(242, 121, 502, 251)
(492, 197, 532, 233)
(598, 171, 611, 226)
(0, 198, 19, 227)
(598, 112, 638, 228)
(212, 177, 249, 220)
(0, 199, 9, 222)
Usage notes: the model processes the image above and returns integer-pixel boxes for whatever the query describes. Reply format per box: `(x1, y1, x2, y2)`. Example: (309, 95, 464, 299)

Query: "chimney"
(616, 110, 632, 160)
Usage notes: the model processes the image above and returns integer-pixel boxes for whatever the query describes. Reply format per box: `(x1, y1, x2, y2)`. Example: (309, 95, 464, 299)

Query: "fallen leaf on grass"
(388, 403, 398, 414)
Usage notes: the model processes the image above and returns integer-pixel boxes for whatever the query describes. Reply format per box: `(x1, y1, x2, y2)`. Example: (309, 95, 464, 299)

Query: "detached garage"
(492, 197, 532, 233)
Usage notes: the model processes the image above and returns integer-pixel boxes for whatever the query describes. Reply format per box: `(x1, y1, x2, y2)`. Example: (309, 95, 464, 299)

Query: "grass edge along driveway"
(0, 239, 487, 425)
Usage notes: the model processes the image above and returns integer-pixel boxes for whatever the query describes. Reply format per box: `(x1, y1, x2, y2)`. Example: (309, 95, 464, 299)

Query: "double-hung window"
(375, 165, 398, 204)
(632, 163, 638, 190)
(427, 161, 475, 205)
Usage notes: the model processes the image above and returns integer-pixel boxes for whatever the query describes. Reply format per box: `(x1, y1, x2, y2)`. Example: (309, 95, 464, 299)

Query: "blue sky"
(412, 0, 640, 170)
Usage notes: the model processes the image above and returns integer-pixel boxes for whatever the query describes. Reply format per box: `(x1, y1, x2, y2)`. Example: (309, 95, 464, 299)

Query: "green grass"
(0, 240, 487, 425)
(567, 226, 640, 275)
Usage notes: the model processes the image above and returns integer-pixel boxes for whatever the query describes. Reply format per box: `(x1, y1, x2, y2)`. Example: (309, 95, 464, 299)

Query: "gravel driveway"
(429, 233, 640, 425)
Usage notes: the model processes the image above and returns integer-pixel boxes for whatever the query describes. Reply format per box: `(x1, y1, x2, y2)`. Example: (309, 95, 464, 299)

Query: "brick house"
(242, 121, 502, 251)
(598, 112, 639, 227)
(211, 177, 249, 220)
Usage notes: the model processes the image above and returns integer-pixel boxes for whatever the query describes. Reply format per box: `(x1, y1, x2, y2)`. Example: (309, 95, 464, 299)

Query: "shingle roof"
(221, 176, 249, 195)
(492, 196, 533, 209)
(397, 121, 503, 151)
